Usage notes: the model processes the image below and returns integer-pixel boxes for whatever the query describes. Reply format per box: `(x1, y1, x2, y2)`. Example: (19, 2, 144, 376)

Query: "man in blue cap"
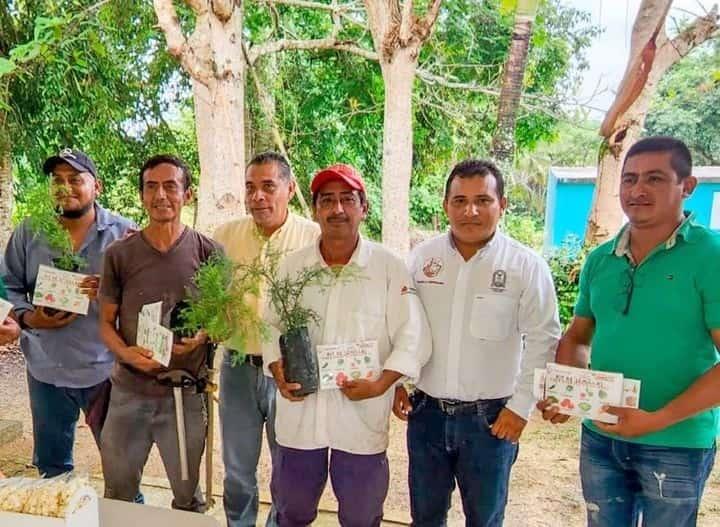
(3, 148, 135, 477)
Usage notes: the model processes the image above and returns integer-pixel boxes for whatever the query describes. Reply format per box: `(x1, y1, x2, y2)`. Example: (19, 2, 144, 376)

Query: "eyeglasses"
(621, 267, 636, 316)
(316, 193, 361, 210)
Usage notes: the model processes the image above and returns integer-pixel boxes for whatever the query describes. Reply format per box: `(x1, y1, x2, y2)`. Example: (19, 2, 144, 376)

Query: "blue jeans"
(220, 354, 278, 527)
(27, 370, 109, 478)
(407, 392, 518, 527)
(580, 425, 716, 527)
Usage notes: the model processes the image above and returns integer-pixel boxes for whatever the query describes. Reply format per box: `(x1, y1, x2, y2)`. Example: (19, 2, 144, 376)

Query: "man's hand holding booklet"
(534, 363, 641, 424)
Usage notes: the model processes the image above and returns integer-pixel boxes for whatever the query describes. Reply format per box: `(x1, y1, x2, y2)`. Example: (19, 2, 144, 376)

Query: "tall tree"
(254, 0, 597, 239)
(585, 1, 719, 245)
(491, 0, 540, 164)
(2, 1, 191, 241)
(362, 0, 442, 253)
(645, 42, 720, 165)
(154, 0, 246, 234)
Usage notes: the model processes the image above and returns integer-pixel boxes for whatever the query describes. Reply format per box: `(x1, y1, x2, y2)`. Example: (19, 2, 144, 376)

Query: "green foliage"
(179, 245, 365, 366)
(646, 42, 720, 164)
(3, 1, 190, 225)
(241, 249, 365, 334)
(502, 210, 544, 249)
(3, 0, 599, 236)
(244, 0, 599, 237)
(546, 242, 586, 328)
(23, 180, 86, 271)
(179, 253, 267, 366)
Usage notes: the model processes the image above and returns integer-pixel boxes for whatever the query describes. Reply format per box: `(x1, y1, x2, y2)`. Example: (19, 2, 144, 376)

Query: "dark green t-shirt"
(575, 213, 720, 448)
(0, 278, 6, 300)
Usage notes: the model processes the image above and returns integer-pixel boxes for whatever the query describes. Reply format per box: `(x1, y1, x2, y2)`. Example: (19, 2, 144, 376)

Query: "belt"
(244, 354, 263, 368)
(417, 391, 509, 416)
(223, 347, 264, 368)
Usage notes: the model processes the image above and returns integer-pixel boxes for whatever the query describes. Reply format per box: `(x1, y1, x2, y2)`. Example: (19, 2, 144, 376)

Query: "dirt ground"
(1, 344, 719, 526)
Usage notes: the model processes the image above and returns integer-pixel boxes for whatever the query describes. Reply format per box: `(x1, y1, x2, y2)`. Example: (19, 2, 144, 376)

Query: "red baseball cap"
(310, 164, 366, 195)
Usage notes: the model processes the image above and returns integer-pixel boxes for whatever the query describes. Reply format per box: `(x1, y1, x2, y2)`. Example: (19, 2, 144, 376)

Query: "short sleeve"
(573, 252, 595, 319)
(99, 245, 122, 304)
(698, 244, 720, 330)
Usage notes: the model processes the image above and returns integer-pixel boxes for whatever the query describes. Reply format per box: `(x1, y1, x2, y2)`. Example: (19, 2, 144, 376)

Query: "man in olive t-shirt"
(538, 137, 720, 527)
(99, 155, 221, 512)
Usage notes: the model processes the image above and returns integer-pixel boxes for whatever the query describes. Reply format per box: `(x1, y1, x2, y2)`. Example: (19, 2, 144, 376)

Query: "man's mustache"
(327, 215, 349, 222)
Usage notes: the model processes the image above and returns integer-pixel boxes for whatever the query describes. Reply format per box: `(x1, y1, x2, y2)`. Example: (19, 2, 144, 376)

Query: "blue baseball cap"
(43, 148, 98, 179)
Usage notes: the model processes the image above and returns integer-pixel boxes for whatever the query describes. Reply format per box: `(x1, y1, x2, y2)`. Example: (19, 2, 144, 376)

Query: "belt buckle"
(246, 355, 263, 368)
(437, 398, 459, 415)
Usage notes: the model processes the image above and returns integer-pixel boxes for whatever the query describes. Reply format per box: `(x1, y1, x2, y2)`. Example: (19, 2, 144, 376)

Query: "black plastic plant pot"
(52, 256, 81, 273)
(279, 326, 319, 397)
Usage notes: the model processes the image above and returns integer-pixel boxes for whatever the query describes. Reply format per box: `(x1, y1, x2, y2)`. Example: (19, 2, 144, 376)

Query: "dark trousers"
(407, 392, 518, 527)
(27, 370, 110, 478)
(271, 445, 390, 527)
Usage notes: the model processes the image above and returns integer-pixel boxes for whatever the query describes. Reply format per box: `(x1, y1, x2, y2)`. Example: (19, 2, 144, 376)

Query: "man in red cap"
(263, 164, 431, 527)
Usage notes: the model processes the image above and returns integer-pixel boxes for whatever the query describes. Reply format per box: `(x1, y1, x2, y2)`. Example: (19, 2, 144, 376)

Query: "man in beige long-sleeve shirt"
(213, 152, 319, 527)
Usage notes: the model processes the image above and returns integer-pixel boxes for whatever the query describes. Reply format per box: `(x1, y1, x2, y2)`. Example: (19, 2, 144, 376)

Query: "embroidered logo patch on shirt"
(491, 269, 507, 292)
(400, 285, 418, 296)
(422, 257, 443, 278)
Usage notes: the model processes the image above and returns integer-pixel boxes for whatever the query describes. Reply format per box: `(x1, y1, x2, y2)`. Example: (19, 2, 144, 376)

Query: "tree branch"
(399, 0, 414, 43)
(185, 0, 209, 14)
(241, 42, 312, 217)
(663, 6, 719, 61)
(254, 0, 363, 12)
(415, 68, 500, 96)
(421, 0, 442, 36)
(248, 37, 378, 63)
(153, 0, 213, 85)
(211, 0, 235, 21)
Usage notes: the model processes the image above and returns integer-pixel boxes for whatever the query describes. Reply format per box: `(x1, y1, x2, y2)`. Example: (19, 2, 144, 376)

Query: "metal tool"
(203, 343, 218, 509)
(157, 369, 198, 481)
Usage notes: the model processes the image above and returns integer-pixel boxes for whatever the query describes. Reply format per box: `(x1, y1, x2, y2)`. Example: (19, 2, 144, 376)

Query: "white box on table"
(0, 486, 98, 527)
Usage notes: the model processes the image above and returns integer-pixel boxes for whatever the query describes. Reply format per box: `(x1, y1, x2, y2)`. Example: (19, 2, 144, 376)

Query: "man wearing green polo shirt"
(538, 136, 720, 527)
(0, 279, 20, 345)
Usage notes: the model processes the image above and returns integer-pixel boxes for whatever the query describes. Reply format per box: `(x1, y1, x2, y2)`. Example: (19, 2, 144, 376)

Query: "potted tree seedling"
(25, 181, 87, 272)
(248, 249, 363, 397)
(177, 252, 268, 365)
(23, 181, 89, 316)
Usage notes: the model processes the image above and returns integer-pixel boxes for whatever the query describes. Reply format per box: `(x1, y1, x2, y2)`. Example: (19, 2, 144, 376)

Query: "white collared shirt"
(409, 231, 560, 419)
(263, 237, 431, 454)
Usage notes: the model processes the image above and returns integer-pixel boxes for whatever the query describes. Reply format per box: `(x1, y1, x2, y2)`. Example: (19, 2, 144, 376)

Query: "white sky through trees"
(564, 0, 717, 118)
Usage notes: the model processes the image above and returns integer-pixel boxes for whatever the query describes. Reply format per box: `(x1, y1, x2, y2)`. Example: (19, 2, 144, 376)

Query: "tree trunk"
(363, 0, 442, 254)
(193, 76, 246, 235)
(491, 4, 536, 164)
(154, 0, 246, 235)
(0, 148, 13, 252)
(586, 9, 719, 245)
(379, 49, 417, 254)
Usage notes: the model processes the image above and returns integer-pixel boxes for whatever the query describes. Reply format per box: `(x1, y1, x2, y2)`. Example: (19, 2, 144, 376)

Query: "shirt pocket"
(469, 293, 518, 341)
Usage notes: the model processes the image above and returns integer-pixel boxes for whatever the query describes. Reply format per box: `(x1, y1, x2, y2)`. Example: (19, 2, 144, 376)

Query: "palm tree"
(491, 0, 540, 164)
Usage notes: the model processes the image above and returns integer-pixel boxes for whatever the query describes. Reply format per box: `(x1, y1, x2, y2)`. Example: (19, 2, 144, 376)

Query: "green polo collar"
(609, 211, 699, 257)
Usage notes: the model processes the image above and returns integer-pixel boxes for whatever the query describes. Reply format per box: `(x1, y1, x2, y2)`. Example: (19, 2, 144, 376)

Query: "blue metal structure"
(543, 167, 720, 252)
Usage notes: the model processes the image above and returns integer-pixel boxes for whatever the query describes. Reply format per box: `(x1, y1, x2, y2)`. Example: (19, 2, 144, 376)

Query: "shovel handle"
(174, 386, 190, 481)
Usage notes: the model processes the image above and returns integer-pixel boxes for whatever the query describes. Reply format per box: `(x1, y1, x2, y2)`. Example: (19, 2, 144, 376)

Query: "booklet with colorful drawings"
(317, 340, 381, 390)
(136, 301, 173, 367)
(533, 363, 641, 424)
(0, 298, 12, 322)
(32, 264, 90, 316)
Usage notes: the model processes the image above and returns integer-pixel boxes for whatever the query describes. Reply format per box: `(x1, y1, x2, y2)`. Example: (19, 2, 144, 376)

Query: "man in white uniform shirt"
(263, 163, 431, 527)
(395, 159, 560, 526)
